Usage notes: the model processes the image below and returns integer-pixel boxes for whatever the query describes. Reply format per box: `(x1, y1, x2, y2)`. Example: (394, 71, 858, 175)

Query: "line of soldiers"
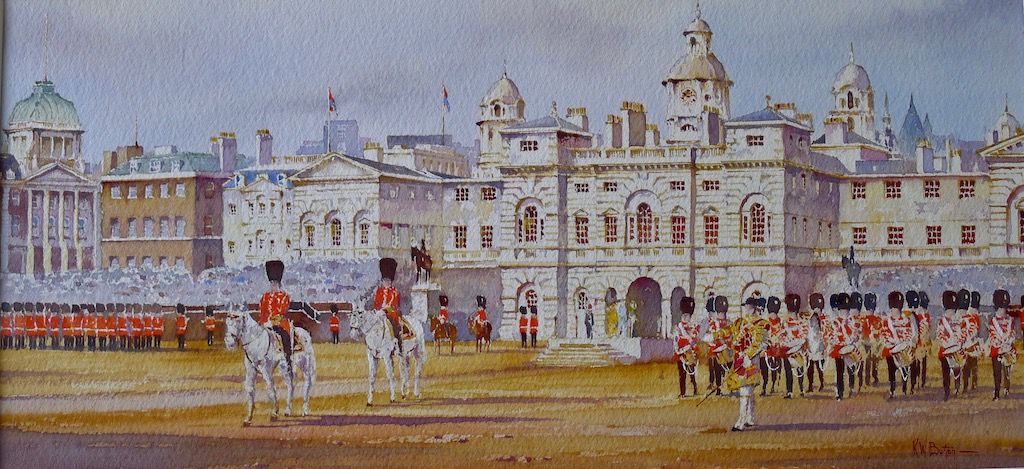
(0, 301, 197, 351)
(673, 288, 1021, 407)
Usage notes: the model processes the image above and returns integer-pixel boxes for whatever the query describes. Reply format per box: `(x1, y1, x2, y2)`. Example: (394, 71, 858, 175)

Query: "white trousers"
(735, 385, 755, 428)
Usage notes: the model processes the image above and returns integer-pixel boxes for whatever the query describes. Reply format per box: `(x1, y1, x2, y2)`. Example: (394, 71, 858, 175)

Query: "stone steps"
(532, 341, 636, 367)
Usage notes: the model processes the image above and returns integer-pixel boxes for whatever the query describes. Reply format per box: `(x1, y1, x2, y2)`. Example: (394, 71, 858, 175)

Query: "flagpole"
(326, 87, 333, 153)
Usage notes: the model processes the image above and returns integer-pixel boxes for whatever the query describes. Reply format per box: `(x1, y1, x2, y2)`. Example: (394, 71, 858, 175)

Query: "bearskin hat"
(476, 295, 487, 308)
(330, 303, 339, 314)
(941, 291, 956, 310)
(70, 304, 79, 313)
(176, 303, 186, 314)
(829, 294, 840, 310)
(680, 296, 696, 315)
(849, 292, 863, 310)
(439, 295, 449, 307)
(519, 306, 527, 314)
(705, 296, 716, 313)
(205, 305, 215, 316)
(529, 305, 538, 315)
(767, 296, 782, 314)
(837, 293, 851, 310)
(744, 297, 759, 308)
(993, 290, 1010, 309)
(888, 291, 904, 310)
(61, 304, 71, 314)
(378, 258, 397, 282)
(970, 291, 981, 309)
(906, 291, 920, 309)
(864, 293, 877, 312)
(956, 289, 971, 310)
(265, 260, 285, 283)
(784, 294, 801, 314)
(715, 295, 729, 314)
(96, 304, 106, 314)
(918, 291, 930, 309)
(0, 302, 9, 312)
(809, 293, 824, 310)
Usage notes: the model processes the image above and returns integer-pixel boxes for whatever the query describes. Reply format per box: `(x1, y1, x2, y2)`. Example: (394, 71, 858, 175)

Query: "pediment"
(979, 133, 1024, 158)
(290, 153, 379, 181)
(23, 163, 93, 185)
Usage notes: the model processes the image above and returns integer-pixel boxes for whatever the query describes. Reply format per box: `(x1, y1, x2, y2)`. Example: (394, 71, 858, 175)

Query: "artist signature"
(912, 438, 978, 457)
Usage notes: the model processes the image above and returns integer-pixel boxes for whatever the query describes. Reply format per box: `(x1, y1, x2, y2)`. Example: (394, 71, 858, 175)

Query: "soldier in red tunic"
(1, 303, 11, 350)
(260, 260, 293, 368)
(328, 304, 341, 344)
(518, 306, 529, 348)
(882, 291, 914, 399)
(862, 293, 883, 387)
(175, 303, 189, 350)
(438, 296, 451, 324)
(153, 310, 165, 349)
(529, 306, 539, 348)
(705, 296, 730, 396)
(937, 290, 961, 401)
(673, 296, 701, 398)
(373, 258, 402, 353)
(48, 304, 61, 350)
(961, 290, 983, 393)
(989, 289, 1016, 400)
(781, 294, 806, 398)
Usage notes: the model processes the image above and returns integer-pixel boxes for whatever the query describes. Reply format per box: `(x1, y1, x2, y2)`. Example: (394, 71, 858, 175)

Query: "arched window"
(518, 205, 542, 243)
(576, 290, 589, 311)
(750, 203, 766, 243)
(526, 289, 538, 308)
(493, 104, 502, 118)
(636, 203, 653, 244)
(846, 91, 854, 109)
(330, 219, 342, 246)
(304, 223, 315, 247)
(847, 117, 854, 132)
(1018, 204, 1024, 243)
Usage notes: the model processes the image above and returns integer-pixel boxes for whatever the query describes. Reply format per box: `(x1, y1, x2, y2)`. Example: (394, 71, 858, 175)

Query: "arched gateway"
(626, 277, 662, 338)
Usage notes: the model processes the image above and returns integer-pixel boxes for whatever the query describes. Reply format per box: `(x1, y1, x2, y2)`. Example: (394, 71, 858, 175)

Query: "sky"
(3, 0, 1023, 163)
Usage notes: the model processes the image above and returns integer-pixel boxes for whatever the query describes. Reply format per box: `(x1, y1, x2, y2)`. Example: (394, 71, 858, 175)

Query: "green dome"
(8, 80, 82, 131)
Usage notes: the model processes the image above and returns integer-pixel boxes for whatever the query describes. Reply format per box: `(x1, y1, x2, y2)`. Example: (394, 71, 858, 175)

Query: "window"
(603, 182, 618, 192)
(11, 215, 20, 237)
(257, 232, 265, 251)
(174, 257, 184, 270)
(149, 160, 161, 172)
(704, 214, 719, 245)
(160, 183, 169, 198)
(851, 182, 866, 199)
(574, 183, 590, 193)
(171, 160, 182, 172)
(852, 226, 867, 245)
(285, 202, 293, 214)
(575, 216, 589, 245)
(159, 257, 168, 269)
(174, 217, 185, 237)
(481, 187, 497, 201)
(111, 186, 122, 199)
(330, 219, 342, 246)
(11, 191, 20, 206)
(127, 185, 138, 199)
(159, 217, 169, 237)
(455, 187, 469, 202)
(144, 185, 153, 199)
(259, 202, 266, 215)
(1020, 209, 1024, 243)
(305, 224, 315, 247)
(670, 181, 686, 191)
(203, 182, 216, 199)
(359, 222, 370, 245)
(746, 135, 764, 146)
(142, 257, 153, 269)
(126, 256, 136, 268)
(884, 180, 901, 199)
(926, 225, 942, 245)
(801, 174, 808, 191)
(958, 179, 975, 199)
(175, 183, 186, 197)
(671, 216, 686, 244)
(228, 204, 237, 215)
(604, 214, 618, 243)
(480, 225, 494, 248)
(247, 201, 255, 215)
(525, 289, 538, 309)
(520, 140, 539, 151)
(130, 161, 140, 173)
(520, 206, 540, 243)
(109, 257, 120, 270)
(961, 225, 976, 245)
(453, 225, 467, 249)
(636, 203, 654, 244)
(749, 203, 766, 243)
(887, 226, 904, 245)
(702, 180, 721, 191)
(110, 218, 121, 238)
(143, 217, 154, 237)
(924, 180, 940, 198)
(228, 241, 236, 254)
(127, 218, 138, 238)
(202, 215, 213, 236)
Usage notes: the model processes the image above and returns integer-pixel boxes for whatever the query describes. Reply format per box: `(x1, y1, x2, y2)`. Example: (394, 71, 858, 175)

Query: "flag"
(328, 87, 336, 113)
(442, 85, 450, 113)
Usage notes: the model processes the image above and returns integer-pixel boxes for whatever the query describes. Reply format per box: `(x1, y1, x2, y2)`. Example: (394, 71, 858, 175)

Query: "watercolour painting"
(1, 0, 1024, 467)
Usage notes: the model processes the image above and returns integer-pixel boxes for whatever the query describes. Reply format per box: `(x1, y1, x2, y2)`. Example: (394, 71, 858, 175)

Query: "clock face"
(681, 88, 697, 104)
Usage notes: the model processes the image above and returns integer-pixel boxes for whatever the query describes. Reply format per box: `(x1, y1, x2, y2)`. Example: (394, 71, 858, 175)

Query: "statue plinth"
(409, 282, 440, 323)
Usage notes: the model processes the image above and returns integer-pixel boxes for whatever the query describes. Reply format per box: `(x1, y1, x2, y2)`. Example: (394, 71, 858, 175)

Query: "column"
(1, 185, 8, 273)
(25, 190, 34, 276)
(42, 191, 51, 275)
(92, 192, 100, 270)
(72, 191, 81, 270)
(57, 191, 66, 271)
(661, 297, 673, 339)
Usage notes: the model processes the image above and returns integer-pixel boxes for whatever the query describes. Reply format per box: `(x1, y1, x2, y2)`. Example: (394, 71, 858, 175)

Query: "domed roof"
(8, 80, 82, 131)
(482, 71, 523, 106)
(996, 102, 1021, 133)
(664, 52, 730, 83)
(833, 46, 871, 92)
(685, 17, 712, 34)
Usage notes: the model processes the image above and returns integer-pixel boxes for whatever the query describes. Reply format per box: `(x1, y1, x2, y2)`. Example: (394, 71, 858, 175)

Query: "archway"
(626, 277, 662, 338)
(669, 287, 687, 326)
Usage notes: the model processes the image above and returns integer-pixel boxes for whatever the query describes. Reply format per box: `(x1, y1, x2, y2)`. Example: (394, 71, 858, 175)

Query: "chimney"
(645, 124, 660, 146)
(363, 141, 384, 163)
(103, 150, 118, 175)
(796, 112, 815, 132)
(824, 116, 849, 145)
(566, 107, 589, 132)
(773, 102, 796, 120)
(948, 147, 962, 173)
(605, 115, 623, 148)
(620, 101, 647, 147)
(915, 140, 933, 173)
(257, 129, 273, 166)
(219, 131, 237, 172)
(210, 136, 221, 159)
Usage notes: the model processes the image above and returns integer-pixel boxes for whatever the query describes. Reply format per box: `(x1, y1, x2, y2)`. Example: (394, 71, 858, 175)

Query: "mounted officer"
(260, 260, 293, 370)
(373, 258, 402, 354)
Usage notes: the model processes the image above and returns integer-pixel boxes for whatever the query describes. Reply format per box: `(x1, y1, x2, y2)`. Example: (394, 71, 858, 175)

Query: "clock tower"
(662, 6, 732, 145)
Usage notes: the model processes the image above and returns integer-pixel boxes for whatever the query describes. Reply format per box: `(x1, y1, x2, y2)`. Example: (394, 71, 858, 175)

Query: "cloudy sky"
(3, 0, 1023, 162)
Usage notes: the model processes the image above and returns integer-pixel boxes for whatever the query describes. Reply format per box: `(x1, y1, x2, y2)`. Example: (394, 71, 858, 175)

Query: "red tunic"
(529, 315, 539, 333)
(72, 314, 83, 336)
(118, 316, 129, 336)
(36, 314, 46, 337)
(131, 316, 143, 337)
(143, 316, 154, 337)
(706, 317, 730, 353)
(936, 316, 959, 359)
(175, 316, 187, 335)
(373, 287, 400, 322)
(1, 315, 11, 336)
(329, 315, 341, 333)
(25, 315, 36, 336)
(882, 314, 913, 358)
(48, 315, 60, 335)
(518, 315, 528, 333)
(203, 316, 216, 332)
(14, 314, 26, 335)
(766, 317, 786, 358)
(474, 308, 488, 323)
(63, 315, 73, 335)
(259, 290, 291, 332)
(438, 307, 449, 322)
(989, 315, 1015, 358)
(153, 316, 164, 337)
(673, 320, 700, 361)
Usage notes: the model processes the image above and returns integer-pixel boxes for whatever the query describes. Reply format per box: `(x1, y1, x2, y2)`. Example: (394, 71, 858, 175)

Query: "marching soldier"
(847, 293, 865, 393)
(70, 304, 83, 350)
(914, 291, 932, 390)
(805, 293, 827, 393)
(330, 304, 341, 344)
(45, 304, 57, 350)
(145, 306, 156, 349)
(861, 294, 882, 387)
(25, 302, 37, 350)
(827, 293, 856, 400)
(82, 304, 95, 351)
(882, 291, 914, 399)
(259, 260, 293, 369)
(61, 304, 73, 350)
(989, 289, 1016, 400)
(132, 305, 144, 350)
(780, 294, 806, 398)
(716, 296, 769, 432)
(204, 306, 217, 347)
(763, 296, 784, 396)
(673, 296, 701, 398)
(518, 306, 529, 348)
(95, 304, 107, 350)
(529, 305, 539, 348)
(34, 303, 46, 350)
(13, 303, 26, 349)
(705, 298, 730, 396)
(937, 290, 961, 401)
(1, 303, 11, 350)
(153, 308, 165, 349)
(373, 258, 402, 354)
(175, 303, 189, 350)
(957, 290, 982, 394)
(117, 304, 129, 350)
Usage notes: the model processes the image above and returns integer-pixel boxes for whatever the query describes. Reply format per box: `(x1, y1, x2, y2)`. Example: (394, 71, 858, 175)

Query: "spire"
(848, 42, 855, 64)
(42, 13, 51, 81)
(133, 114, 139, 146)
(1005, 93, 1010, 113)
(695, 0, 702, 20)
(883, 92, 890, 113)
(909, 93, 915, 109)
(502, 58, 508, 78)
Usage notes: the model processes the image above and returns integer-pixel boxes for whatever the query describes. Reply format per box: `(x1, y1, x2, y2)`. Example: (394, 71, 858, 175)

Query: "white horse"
(348, 309, 427, 406)
(223, 303, 316, 425)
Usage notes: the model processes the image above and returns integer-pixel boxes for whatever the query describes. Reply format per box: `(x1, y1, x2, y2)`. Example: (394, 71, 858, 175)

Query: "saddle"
(386, 317, 416, 341)
(270, 327, 304, 354)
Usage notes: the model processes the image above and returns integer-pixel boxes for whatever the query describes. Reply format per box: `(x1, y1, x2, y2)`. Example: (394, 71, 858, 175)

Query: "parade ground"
(2, 341, 1023, 468)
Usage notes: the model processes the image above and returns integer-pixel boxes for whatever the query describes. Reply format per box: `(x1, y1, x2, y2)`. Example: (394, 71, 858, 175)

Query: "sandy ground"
(2, 340, 1023, 468)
